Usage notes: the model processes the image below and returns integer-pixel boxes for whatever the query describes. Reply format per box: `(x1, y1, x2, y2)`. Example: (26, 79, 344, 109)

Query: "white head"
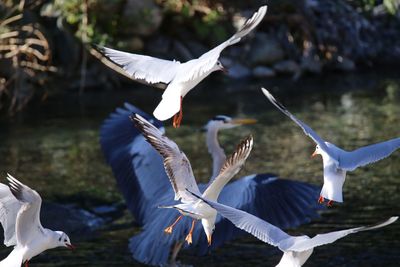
(53, 231, 75, 250)
(311, 144, 322, 158)
(201, 217, 216, 246)
(212, 60, 228, 74)
(204, 115, 257, 132)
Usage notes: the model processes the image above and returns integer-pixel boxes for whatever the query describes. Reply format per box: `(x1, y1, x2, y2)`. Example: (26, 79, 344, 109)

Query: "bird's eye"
(64, 239, 67, 242)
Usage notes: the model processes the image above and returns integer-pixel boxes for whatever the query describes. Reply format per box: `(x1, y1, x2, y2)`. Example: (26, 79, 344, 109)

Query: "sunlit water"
(0, 71, 399, 266)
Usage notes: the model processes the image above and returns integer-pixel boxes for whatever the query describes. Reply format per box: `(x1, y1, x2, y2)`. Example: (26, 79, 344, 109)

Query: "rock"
(273, 60, 301, 74)
(119, 0, 163, 36)
(227, 63, 252, 79)
(301, 54, 322, 74)
(334, 56, 355, 71)
(248, 33, 285, 66)
(252, 66, 276, 78)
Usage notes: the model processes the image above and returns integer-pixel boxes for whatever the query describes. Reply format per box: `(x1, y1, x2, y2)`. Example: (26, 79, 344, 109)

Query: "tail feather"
(153, 89, 181, 121)
(0, 248, 23, 267)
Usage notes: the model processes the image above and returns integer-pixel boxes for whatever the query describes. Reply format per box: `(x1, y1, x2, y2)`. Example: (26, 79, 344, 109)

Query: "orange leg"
(25, 261, 29, 267)
(318, 195, 324, 204)
(327, 200, 333, 207)
(164, 215, 183, 234)
(173, 97, 183, 128)
(185, 219, 196, 245)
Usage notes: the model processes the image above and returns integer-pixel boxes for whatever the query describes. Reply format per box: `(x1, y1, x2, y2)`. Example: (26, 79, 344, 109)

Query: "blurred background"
(0, 0, 400, 266)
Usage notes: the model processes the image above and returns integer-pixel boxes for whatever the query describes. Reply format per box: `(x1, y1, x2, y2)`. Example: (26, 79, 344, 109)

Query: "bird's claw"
(164, 226, 173, 234)
(318, 195, 324, 204)
(327, 200, 333, 207)
(185, 233, 193, 245)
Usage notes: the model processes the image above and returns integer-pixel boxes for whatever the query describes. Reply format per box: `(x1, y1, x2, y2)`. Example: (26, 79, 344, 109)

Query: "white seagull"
(261, 88, 400, 206)
(189, 191, 398, 267)
(0, 174, 74, 267)
(100, 5, 267, 128)
(132, 113, 253, 245)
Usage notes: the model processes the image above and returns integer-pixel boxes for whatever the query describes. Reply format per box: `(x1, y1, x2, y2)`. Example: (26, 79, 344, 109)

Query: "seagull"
(0, 174, 74, 267)
(100, 103, 322, 266)
(261, 88, 400, 206)
(132, 113, 253, 245)
(189, 191, 398, 267)
(99, 5, 267, 128)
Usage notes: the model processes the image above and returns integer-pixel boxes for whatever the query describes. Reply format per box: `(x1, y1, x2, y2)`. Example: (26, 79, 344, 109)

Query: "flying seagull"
(190, 190, 398, 267)
(100, 103, 322, 266)
(261, 88, 400, 206)
(100, 5, 267, 128)
(0, 174, 74, 267)
(132, 113, 253, 245)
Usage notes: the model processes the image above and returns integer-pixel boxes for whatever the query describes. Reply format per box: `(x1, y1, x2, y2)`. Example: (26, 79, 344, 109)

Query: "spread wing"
(189, 191, 293, 247)
(284, 216, 398, 252)
(202, 136, 253, 201)
(7, 174, 44, 246)
(0, 182, 22, 246)
(339, 138, 400, 171)
(99, 46, 180, 85)
(176, 5, 267, 83)
(132, 114, 201, 201)
(261, 88, 336, 159)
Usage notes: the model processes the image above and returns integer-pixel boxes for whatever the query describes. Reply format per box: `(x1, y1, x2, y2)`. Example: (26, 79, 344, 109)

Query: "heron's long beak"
(66, 243, 76, 250)
(311, 149, 318, 158)
(231, 118, 258, 125)
(207, 234, 212, 246)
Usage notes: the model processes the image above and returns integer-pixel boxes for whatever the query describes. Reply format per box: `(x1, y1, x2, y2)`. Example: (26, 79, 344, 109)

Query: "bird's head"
(201, 218, 216, 247)
(55, 231, 75, 250)
(214, 60, 228, 74)
(203, 115, 257, 132)
(311, 145, 322, 158)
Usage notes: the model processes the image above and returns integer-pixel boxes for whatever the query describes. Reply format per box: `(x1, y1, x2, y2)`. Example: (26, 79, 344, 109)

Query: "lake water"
(0, 70, 399, 266)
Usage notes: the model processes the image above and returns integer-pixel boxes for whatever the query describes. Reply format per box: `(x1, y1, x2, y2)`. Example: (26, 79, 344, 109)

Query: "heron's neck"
(206, 127, 226, 179)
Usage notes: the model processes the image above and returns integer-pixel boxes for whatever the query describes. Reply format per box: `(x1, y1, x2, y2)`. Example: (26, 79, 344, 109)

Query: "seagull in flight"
(190, 191, 398, 267)
(132, 113, 253, 245)
(261, 88, 400, 206)
(0, 174, 74, 267)
(100, 5, 267, 128)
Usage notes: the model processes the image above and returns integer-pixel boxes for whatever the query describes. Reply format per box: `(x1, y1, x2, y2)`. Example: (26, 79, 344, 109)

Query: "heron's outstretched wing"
(100, 103, 170, 225)
(339, 138, 400, 171)
(176, 6, 267, 83)
(7, 174, 44, 246)
(99, 46, 180, 85)
(283, 216, 398, 252)
(202, 136, 253, 201)
(132, 114, 201, 201)
(261, 88, 336, 160)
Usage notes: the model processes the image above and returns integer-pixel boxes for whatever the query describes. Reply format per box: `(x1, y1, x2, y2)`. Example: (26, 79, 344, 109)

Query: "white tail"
(0, 248, 24, 267)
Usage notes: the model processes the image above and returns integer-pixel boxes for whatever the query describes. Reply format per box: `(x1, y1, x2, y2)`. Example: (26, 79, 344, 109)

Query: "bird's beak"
(231, 118, 258, 125)
(221, 66, 229, 74)
(207, 234, 212, 246)
(66, 243, 76, 250)
(311, 149, 318, 158)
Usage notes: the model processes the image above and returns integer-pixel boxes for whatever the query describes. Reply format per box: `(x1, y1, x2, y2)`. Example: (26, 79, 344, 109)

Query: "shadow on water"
(0, 69, 399, 266)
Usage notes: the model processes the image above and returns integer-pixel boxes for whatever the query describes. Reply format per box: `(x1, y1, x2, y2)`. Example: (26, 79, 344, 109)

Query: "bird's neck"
(206, 127, 226, 179)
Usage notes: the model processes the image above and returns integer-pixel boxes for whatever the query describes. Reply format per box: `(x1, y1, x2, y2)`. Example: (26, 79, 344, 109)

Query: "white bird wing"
(176, 5, 267, 83)
(202, 135, 253, 201)
(100, 46, 181, 85)
(132, 114, 201, 202)
(283, 216, 398, 252)
(339, 138, 400, 171)
(261, 88, 336, 159)
(7, 174, 44, 246)
(188, 191, 293, 247)
(0, 183, 22, 246)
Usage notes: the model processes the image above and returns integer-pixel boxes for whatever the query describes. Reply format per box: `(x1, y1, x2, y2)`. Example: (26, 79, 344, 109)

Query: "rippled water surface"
(0, 71, 399, 266)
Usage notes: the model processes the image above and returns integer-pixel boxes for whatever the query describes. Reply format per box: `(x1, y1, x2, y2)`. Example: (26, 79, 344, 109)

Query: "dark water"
(0, 71, 399, 266)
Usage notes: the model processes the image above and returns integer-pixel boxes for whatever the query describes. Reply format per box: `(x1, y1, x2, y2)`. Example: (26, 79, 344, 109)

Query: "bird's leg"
(173, 97, 183, 128)
(318, 195, 324, 204)
(170, 240, 184, 266)
(25, 261, 29, 267)
(164, 215, 183, 234)
(185, 219, 196, 245)
(327, 200, 333, 207)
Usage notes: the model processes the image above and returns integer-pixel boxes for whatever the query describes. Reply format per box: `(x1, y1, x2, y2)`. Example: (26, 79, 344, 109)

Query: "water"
(0, 71, 399, 266)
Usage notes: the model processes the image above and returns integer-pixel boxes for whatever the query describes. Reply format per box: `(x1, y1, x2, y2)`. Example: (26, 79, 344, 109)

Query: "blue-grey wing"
(100, 103, 170, 225)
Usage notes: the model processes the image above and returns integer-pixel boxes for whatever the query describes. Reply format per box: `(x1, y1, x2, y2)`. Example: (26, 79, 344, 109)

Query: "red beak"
(66, 244, 76, 250)
(311, 151, 318, 158)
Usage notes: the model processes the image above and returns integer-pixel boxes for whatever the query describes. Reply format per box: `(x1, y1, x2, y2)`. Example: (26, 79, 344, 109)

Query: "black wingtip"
(261, 88, 288, 112)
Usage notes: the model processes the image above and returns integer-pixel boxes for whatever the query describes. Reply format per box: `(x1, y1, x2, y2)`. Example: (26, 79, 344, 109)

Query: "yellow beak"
(231, 118, 257, 125)
(207, 234, 212, 246)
